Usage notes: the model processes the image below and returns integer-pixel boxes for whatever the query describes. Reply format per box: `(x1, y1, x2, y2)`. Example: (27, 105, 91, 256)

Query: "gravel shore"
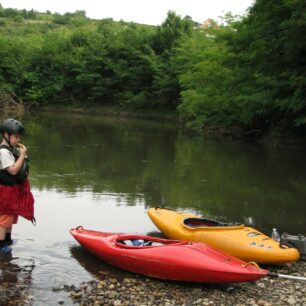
(65, 261, 306, 306)
(1, 256, 305, 305)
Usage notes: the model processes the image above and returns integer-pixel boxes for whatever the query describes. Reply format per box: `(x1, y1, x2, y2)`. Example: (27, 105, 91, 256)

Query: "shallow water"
(1, 111, 306, 304)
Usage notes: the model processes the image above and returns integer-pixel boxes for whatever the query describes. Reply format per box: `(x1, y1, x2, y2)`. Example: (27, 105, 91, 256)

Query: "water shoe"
(0, 245, 12, 253)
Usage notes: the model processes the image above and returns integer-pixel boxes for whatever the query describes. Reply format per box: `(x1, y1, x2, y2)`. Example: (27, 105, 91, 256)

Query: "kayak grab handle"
(243, 261, 261, 270)
(76, 226, 84, 231)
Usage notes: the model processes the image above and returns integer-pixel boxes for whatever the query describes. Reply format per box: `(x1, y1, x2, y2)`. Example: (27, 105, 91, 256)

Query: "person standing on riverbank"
(0, 119, 35, 253)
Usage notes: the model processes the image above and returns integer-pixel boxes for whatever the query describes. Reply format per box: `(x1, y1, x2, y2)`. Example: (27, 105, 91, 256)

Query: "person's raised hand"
(18, 143, 27, 156)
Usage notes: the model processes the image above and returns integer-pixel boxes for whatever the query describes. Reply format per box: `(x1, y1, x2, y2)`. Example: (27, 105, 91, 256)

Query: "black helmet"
(0, 118, 25, 135)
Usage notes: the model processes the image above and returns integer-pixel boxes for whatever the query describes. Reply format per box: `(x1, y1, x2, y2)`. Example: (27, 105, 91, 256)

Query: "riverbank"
(63, 260, 306, 305)
(34, 104, 179, 123)
(32, 105, 306, 146)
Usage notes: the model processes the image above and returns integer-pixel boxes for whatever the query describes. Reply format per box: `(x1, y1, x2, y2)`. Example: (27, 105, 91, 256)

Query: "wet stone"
(256, 282, 266, 289)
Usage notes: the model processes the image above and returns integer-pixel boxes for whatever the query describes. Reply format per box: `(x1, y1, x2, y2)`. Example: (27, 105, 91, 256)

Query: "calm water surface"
(1, 111, 305, 304)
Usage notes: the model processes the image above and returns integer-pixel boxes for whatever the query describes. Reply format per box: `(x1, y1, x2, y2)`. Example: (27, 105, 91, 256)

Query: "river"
(1, 111, 305, 305)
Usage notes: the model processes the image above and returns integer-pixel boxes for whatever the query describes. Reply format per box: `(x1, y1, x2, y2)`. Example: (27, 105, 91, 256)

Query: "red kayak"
(70, 227, 268, 283)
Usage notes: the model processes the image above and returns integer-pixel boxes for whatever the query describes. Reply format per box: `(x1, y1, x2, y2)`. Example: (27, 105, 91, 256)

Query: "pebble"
(257, 282, 266, 289)
(287, 296, 296, 305)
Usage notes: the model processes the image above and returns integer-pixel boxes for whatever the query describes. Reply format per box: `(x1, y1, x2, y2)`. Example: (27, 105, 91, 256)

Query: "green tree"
(150, 12, 194, 109)
(226, 0, 306, 131)
(175, 20, 242, 129)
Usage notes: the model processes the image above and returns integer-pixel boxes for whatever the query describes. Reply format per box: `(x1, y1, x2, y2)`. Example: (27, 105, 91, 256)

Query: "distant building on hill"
(200, 18, 214, 29)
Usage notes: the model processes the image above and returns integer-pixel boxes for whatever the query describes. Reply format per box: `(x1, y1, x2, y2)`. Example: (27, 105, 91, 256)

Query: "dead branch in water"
(0, 89, 25, 115)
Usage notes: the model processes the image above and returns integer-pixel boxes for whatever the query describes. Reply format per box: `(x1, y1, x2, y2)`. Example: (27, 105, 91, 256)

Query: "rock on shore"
(65, 261, 306, 306)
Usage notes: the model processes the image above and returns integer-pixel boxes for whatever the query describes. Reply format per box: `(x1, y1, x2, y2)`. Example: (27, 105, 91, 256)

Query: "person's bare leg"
(0, 226, 6, 249)
(0, 226, 5, 241)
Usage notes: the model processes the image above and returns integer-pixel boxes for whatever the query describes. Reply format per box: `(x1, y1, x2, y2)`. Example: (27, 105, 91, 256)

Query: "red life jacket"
(0, 178, 35, 222)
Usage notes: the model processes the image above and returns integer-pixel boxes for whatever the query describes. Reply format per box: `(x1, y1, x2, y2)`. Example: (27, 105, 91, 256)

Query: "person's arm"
(6, 144, 27, 175)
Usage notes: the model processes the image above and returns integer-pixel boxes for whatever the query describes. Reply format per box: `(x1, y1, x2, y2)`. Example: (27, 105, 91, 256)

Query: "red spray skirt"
(0, 179, 35, 221)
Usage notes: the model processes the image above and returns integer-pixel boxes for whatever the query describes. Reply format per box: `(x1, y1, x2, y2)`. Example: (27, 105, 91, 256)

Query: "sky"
(0, 0, 254, 25)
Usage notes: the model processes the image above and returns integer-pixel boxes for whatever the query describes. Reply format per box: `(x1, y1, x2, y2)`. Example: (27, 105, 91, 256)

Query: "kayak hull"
(70, 227, 268, 283)
(147, 208, 300, 264)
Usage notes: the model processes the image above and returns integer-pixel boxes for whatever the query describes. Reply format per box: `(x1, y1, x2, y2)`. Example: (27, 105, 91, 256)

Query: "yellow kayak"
(147, 207, 300, 264)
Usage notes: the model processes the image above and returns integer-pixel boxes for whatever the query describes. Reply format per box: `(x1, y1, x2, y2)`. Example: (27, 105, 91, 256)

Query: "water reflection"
(19, 111, 306, 233)
(70, 246, 133, 280)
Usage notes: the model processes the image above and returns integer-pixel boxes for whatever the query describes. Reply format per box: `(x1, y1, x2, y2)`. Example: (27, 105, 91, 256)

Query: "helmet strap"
(3, 133, 12, 148)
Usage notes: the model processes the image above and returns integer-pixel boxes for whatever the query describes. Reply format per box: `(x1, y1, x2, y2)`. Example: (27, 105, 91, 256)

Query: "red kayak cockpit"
(115, 234, 187, 248)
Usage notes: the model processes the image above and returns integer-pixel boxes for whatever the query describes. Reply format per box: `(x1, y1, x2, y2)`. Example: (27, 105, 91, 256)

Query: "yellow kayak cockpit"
(183, 217, 244, 230)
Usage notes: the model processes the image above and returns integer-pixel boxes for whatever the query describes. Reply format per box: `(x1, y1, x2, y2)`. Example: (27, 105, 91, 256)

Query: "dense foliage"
(0, 1, 305, 135)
